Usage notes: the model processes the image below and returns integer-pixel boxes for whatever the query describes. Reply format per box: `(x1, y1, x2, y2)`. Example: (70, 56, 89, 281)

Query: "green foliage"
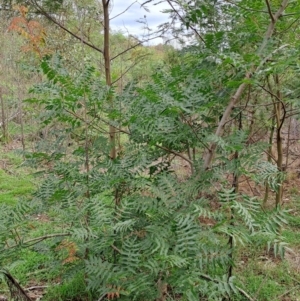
(9, 249, 50, 284)
(1, 56, 286, 300)
(3, 1, 300, 300)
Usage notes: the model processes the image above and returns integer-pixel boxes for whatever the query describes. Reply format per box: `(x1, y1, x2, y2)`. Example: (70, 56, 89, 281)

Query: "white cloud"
(110, 1, 170, 44)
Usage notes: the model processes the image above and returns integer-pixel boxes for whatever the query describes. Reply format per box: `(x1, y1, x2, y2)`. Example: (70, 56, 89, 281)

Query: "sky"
(110, 1, 171, 44)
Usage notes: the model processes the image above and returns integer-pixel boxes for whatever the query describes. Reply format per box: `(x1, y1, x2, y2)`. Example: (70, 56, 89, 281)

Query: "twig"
(25, 286, 49, 291)
(166, 0, 205, 43)
(155, 144, 193, 165)
(265, 0, 275, 22)
(110, 1, 138, 20)
(111, 244, 121, 253)
(3, 233, 70, 250)
(277, 286, 300, 299)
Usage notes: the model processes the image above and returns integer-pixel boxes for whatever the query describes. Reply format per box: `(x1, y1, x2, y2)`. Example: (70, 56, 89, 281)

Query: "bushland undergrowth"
(2, 1, 300, 300)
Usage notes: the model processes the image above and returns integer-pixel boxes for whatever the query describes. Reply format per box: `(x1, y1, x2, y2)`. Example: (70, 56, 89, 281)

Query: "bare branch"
(25, 286, 49, 291)
(111, 35, 162, 61)
(141, 0, 153, 6)
(265, 0, 275, 22)
(29, 0, 104, 54)
(4, 233, 70, 250)
(155, 144, 193, 165)
(111, 244, 121, 253)
(110, 1, 138, 20)
(94, 114, 131, 135)
(258, 84, 282, 102)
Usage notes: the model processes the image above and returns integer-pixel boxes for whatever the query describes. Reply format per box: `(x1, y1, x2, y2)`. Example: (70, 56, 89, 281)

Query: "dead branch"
(3, 233, 70, 250)
(110, 1, 138, 20)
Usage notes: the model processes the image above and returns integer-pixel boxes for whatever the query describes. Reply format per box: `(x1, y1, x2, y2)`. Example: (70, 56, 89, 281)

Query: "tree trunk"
(102, 0, 116, 160)
(274, 74, 285, 207)
(0, 88, 8, 142)
(263, 113, 275, 208)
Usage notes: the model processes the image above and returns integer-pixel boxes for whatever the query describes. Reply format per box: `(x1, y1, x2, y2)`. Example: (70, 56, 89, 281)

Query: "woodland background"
(1, 0, 300, 300)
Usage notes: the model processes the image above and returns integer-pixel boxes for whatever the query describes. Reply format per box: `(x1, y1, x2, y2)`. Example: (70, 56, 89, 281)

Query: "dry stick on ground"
(3, 233, 70, 250)
(25, 286, 48, 291)
(1, 270, 32, 301)
(203, 0, 290, 170)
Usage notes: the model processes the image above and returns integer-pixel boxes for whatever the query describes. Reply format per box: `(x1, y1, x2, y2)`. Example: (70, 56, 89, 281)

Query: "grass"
(0, 169, 34, 205)
(43, 271, 94, 301)
(0, 151, 35, 205)
(8, 249, 51, 284)
(232, 197, 300, 301)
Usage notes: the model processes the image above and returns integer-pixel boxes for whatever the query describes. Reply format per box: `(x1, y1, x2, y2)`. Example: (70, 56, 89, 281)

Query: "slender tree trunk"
(102, 1, 121, 267)
(263, 113, 275, 208)
(274, 74, 285, 207)
(227, 112, 242, 289)
(102, 0, 116, 160)
(0, 88, 8, 142)
(285, 114, 292, 169)
(84, 100, 91, 259)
